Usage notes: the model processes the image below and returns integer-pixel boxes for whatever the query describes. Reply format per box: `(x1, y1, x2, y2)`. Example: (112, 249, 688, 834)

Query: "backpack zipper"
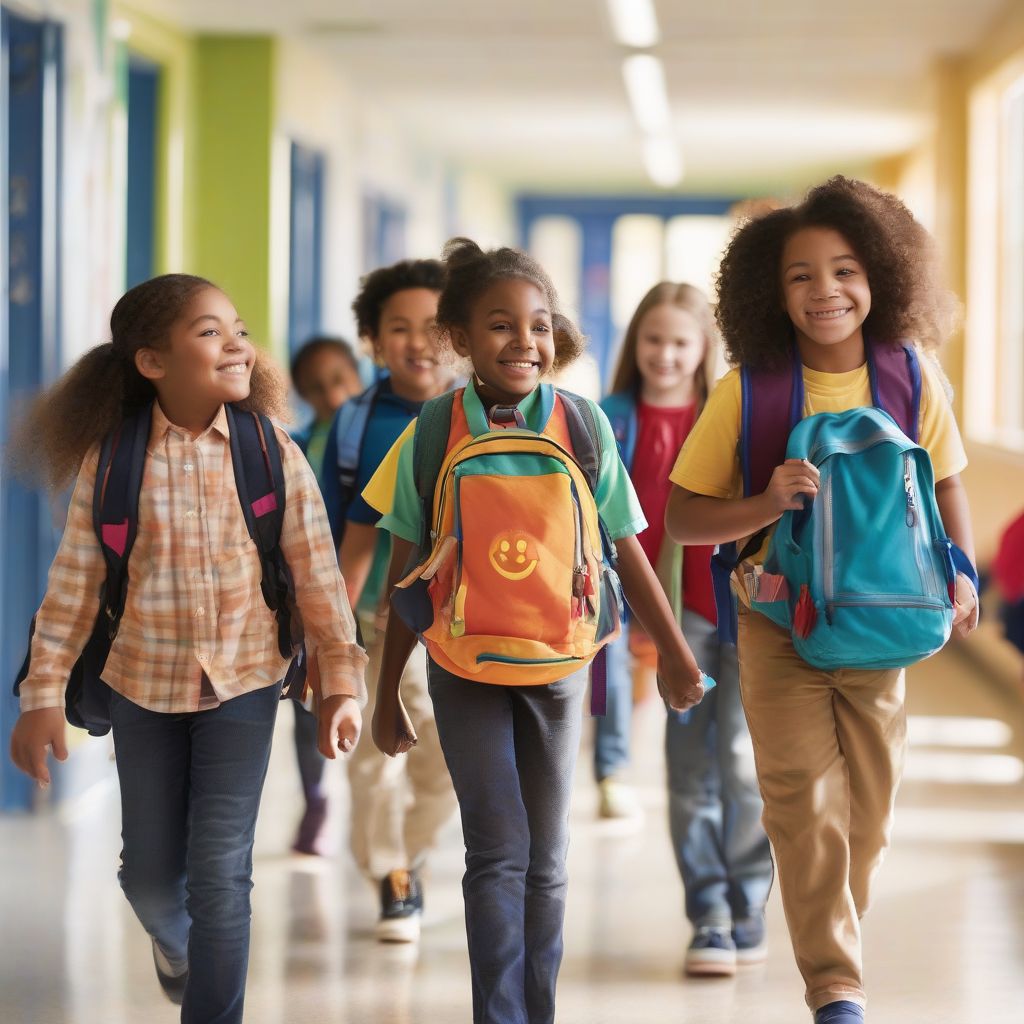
(450, 473, 466, 638)
(476, 653, 581, 666)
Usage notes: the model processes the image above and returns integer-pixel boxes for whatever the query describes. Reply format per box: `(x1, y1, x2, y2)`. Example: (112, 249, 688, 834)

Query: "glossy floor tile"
(2, 643, 1023, 1023)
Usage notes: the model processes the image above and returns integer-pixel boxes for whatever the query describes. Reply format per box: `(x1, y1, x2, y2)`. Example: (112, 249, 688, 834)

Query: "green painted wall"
(192, 36, 275, 349)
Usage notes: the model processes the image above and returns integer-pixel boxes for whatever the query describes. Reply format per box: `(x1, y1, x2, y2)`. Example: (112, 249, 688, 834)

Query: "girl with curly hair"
(362, 239, 709, 1024)
(9, 274, 366, 1023)
(666, 177, 978, 1023)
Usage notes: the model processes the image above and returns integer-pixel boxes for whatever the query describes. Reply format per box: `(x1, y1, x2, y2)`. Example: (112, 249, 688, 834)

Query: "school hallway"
(0, 638, 1020, 1024)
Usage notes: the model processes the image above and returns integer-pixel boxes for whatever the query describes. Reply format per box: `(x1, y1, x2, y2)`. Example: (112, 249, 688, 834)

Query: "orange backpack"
(391, 385, 623, 688)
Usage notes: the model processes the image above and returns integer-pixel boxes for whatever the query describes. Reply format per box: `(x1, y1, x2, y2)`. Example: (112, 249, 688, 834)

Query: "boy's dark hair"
(289, 335, 358, 392)
(716, 175, 957, 371)
(10, 273, 288, 492)
(434, 238, 585, 373)
(351, 259, 445, 339)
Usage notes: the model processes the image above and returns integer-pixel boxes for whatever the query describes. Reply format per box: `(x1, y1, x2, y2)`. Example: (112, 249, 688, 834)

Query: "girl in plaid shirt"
(9, 274, 366, 1023)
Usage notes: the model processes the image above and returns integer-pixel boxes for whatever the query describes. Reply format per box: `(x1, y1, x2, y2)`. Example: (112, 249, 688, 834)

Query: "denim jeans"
(292, 701, 326, 801)
(427, 659, 586, 1024)
(110, 682, 281, 1024)
(593, 626, 631, 781)
(665, 611, 772, 927)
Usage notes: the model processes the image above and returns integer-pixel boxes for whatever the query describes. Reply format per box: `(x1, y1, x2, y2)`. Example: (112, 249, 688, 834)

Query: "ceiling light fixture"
(642, 134, 684, 188)
(622, 54, 671, 135)
(606, 0, 660, 49)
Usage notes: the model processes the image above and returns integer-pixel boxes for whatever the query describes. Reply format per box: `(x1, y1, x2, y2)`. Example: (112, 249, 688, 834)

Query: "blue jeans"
(666, 611, 772, 927)
(110, 683, 281, 1024)
(593, 625, 631, 781)
(292, 701, 326, 801)
(427, 659, 586, 1024)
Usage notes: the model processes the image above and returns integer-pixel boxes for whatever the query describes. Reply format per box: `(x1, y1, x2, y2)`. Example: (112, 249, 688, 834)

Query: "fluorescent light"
(642, 134, 683, 188)
(622, 54, 671, 135)
(607, 0, 660, 48)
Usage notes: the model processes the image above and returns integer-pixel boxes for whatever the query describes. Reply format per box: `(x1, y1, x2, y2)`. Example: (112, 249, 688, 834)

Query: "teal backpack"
(717, 343, 972, 670)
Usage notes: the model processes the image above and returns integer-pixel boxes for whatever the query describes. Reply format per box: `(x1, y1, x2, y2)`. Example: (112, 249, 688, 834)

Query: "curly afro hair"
(716, 176, 958, 371)
(351, 259, 445, 339)
(433, 238, 585, 374)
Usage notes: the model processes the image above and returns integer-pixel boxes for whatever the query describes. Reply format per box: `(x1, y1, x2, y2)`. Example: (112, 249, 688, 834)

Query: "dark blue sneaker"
(376, 868, 423, 943)
(814, 1001, 865, 1023)
(732, 914, 768, 965)
(684, 925, 737, 976)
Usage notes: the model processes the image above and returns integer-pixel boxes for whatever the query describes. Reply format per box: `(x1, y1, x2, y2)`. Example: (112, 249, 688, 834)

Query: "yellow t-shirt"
(670, 350, 967, 500)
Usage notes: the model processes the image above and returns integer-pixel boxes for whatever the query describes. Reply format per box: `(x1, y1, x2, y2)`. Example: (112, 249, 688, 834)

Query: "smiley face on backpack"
(489, 533, 539, 581)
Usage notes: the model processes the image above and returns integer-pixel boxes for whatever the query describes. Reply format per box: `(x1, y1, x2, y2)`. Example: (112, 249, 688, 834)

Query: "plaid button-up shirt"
(19, 404, 366, 714)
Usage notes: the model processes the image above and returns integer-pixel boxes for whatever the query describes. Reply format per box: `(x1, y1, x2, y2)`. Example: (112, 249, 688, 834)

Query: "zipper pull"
(903, 455, 917, 527)
(451, 583, 467, 638)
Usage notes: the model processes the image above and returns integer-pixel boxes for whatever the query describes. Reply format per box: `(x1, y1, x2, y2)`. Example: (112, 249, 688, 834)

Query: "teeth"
(809, 308, 850, 320)
(502, 361, 535, 369)
(219, 363, 248, 374)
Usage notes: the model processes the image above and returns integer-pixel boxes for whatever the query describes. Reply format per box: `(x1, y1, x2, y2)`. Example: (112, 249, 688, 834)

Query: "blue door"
(288, 142, 325, 359)
(125, 53, 159, 288)
(0, 9, 63, 811)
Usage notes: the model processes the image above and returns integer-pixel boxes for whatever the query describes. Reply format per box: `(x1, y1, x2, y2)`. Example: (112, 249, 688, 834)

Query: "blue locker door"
(1, 10, 63, 811)
(288, 142, 325, 358)
(125, 54, 159, 288)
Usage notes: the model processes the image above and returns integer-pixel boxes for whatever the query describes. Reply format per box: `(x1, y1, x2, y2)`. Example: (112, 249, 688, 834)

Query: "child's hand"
(372, 687, 417, 758)
(317, 695, 361, 758)
(763, 458, 820, 516)
(656, 647, 705, 712)
(952, 573, 980, 638)
(10, 707, 68, 786)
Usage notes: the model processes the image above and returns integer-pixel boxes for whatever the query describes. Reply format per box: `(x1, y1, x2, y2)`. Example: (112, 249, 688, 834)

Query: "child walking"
(334, 259, 458, 941)
(9, 275, 366, 1024)
(666, 177, 979, 1022)
(288, 334, 362, 854)
(603, 281, 773, 974)
(363, 239, 708, 1024)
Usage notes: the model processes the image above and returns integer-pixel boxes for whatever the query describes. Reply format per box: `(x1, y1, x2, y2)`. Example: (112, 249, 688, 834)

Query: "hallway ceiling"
(128, 0, 1011, 194)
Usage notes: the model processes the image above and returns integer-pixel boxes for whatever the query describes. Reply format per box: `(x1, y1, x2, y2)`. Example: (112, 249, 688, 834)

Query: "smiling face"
(451, 278, 556, 406)
(634, 303, 706, 406)
(135, 287, 255, 430)
(372, 287, 443, 402)
(781, 226, 872, 370)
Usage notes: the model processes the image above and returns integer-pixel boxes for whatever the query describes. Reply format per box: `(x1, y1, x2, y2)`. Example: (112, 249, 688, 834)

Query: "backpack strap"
(225, 405, 295, 675)
(599, 391, 638, 469)
(94, 404, 152, 637)
(868, 341, 921, 443)
(741, 354, 805, 498)
(411, 389, 459, 558)
(556, 389, 602, 496)
(335, 382, 381, 516)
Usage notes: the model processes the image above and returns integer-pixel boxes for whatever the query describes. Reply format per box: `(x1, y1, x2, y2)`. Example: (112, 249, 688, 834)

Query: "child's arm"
(935, 474, 979, 637)
(614, 534, 703, 711)
(372, 536, 419, 757)
(11, 448, 106, 785)
(665, 459, 821, 545)
(338, 521, 378, 609)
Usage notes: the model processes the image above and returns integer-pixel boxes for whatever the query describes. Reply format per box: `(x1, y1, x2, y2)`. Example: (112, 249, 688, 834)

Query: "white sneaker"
(597, 778, 642, 820)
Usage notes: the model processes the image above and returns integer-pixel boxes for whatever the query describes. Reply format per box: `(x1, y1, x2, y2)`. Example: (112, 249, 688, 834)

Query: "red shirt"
(630, 401, 717, 625)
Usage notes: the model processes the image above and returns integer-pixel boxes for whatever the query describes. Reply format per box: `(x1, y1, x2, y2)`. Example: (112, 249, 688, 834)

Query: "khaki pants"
(736, 608, 907, 1011)
(348, 614, 457, 880)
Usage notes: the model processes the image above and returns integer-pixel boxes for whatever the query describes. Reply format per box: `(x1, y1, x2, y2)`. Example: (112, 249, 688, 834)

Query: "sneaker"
(684, 926, 737, 977)
(732, 914, 768, 965)
(151, 937, 188, 1005)
(376, 869, 423, 943)
(597, 777, 642, 820)
(291, 794, 328, 856)
(813, 1001, 864, 1023)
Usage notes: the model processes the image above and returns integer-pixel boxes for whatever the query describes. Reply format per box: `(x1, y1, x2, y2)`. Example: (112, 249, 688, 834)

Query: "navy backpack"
(13, 403, 305, 736)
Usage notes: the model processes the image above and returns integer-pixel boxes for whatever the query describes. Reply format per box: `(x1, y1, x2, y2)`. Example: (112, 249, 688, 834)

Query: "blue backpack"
(716, 343, 973, 670)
